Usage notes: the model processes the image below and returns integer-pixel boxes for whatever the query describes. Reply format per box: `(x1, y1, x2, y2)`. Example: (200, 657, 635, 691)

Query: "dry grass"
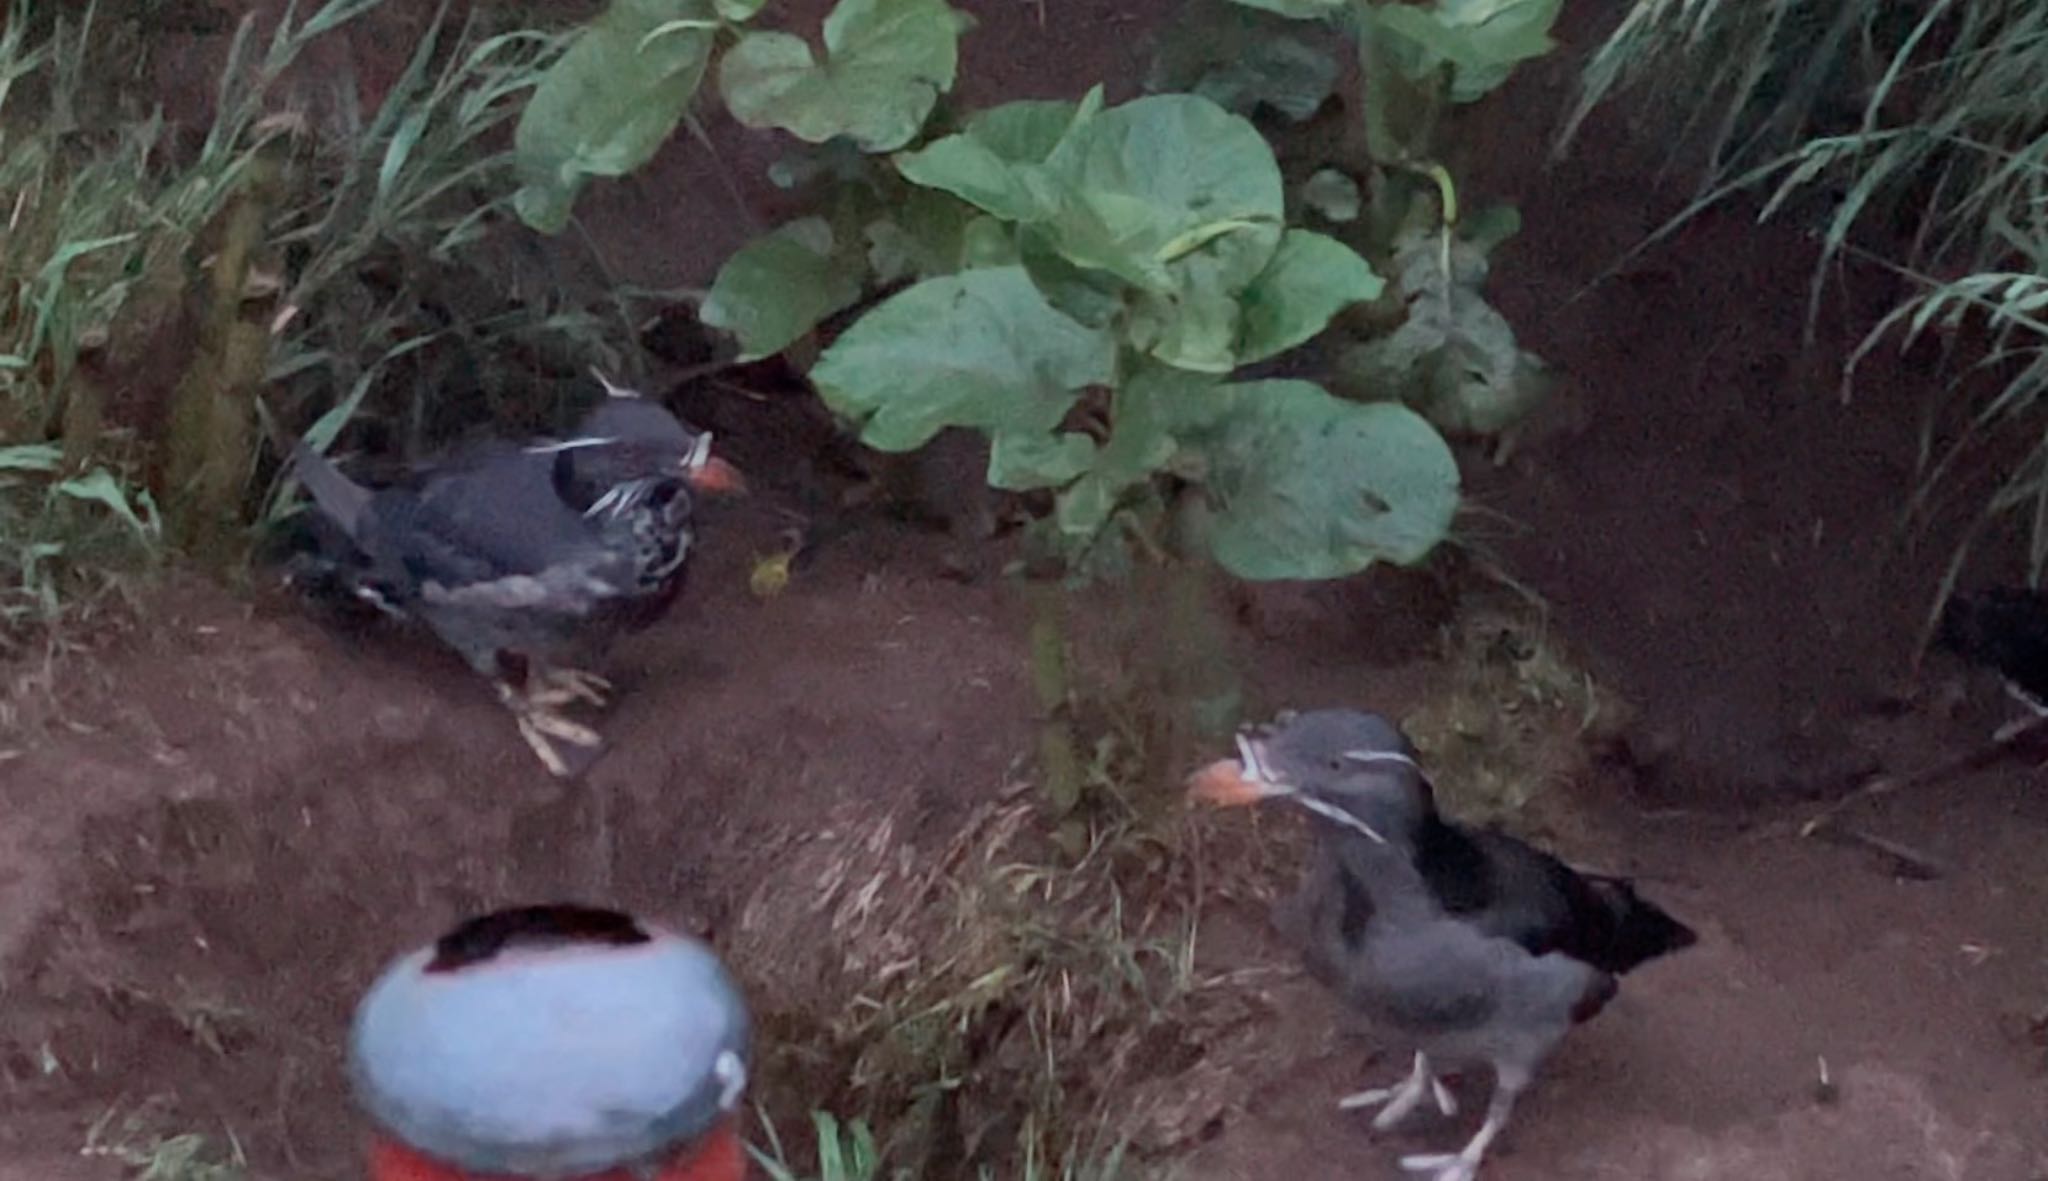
(81, 1097, 246, 1181)
(724, 724, 1284, 1180)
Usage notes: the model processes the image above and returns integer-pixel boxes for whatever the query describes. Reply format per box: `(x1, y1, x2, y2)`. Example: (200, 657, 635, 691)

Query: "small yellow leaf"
(749, 551, 793, 599)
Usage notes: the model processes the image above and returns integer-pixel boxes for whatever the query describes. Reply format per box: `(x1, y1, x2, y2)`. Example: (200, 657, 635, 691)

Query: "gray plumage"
(284, 384, 730, 776)
(1203, 708, 1693, 1181)
(292, 436, 658, 671)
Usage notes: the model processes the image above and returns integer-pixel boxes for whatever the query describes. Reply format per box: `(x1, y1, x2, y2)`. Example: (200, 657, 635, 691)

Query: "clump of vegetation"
(752, 1107, 1127, 1181)
(737, 741, 1254, 1179)
(500, 0, 1563, 1173)
(1402, 586, 1630, 823)
(82, 1098, 246, 1181)
(2, 2, 188, 645)
(509, 0, 1564, 826)
(6, 0, 1574, 1174)
(0, 0, 654, 652)
(1564, 1, 2048, 622)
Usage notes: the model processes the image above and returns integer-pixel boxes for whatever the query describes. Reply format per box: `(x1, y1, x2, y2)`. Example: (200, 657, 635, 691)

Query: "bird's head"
(1186, 708, 1435, 845)
(351, 903, 751, 1181)
(541, 377, 747, 505)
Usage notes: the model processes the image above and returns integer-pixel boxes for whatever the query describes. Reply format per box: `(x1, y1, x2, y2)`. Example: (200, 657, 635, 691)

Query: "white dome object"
(349, 909, 750, 1179)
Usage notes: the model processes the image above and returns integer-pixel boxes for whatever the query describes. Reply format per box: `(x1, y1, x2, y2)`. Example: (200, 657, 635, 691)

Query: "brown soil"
(3, 3, 2047, 1181)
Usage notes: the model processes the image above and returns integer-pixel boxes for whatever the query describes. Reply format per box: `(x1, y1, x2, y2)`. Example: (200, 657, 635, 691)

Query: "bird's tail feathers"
(1936, 587, 2048, 666)
(270, 508, 407, 623)
(289, 439, 373, 540)
(1583, 874, 1698, 974)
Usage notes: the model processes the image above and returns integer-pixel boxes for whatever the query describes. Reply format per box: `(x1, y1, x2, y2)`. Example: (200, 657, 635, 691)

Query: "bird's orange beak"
(1186, 758, 1282, 808)
(686, 456, 747, 496)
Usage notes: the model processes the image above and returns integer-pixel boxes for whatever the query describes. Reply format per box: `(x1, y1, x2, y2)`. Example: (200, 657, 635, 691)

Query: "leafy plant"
(501, 0, 1581, 819)
(0, 443, 161, 649)
(257, 3, 658, 499)
(751, 1109, 890, 1181)
(81, 1099, 246, 1181)
(505, 5, 1554, 858)
(1180, 0, 1562, 447)
(494, 1, 1562, 1171)
(510, 0, 1473, 576)
(750, 1106, 1132, 1181)
(0, 0, 663, 647)
(1335, 204, 1548, 438)
(0, 1, 207, 641)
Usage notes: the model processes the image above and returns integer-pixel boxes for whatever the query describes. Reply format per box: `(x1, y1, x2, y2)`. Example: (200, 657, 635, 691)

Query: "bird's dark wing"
(290, 441, 375, 542)
(1416, 817, 1696, 975)
(361, 444, 634, 608)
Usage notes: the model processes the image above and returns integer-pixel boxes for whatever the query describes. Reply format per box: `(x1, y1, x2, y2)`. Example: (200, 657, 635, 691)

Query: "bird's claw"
(1399, 1152, 1480, 1181)
(1338, 1052, 1455, 1130)
(521, 707, 602, 747)
(497, 683, 605, 778)
(513, 711, 604, 778)
(529, 667, 613, 709)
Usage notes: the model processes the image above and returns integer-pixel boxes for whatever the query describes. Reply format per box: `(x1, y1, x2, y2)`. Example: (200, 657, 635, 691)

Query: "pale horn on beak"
(680, 432, 746, 495)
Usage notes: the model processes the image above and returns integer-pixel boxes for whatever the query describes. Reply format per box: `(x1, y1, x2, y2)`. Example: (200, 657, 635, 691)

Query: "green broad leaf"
(902, 93, 1288, 371)
(960, 216, 1022, 267)
(766, 138, 875, 190)
(1192, 380, 1459, 579)
(1461, 201, 1522, 255)
(891, 88, 1101, 221)
(1236, 229, 1381, 365)
(512, 0, 719, 234)
(811, 266, 1115, 452)
(1130, 285, 1242, 373)
(718, 0, 969, 152)
(1040, 94, 1283, 297)
(864, 218, 920, 284)
(1372, 0, 1564, 103)
(1034, 189, 1180, 292)
(1018, 227, 1127, 328)
(963, 88, 1100, 162)
(713, 0, 767, 20)
(1336, 226, 1547, 436)
(865, 187, 981, 282)
(1219, 0, 1345, 18)
(701, 218, 866, 361)
(1300, 168, 1361, 222)
(894, 133, 1054, 224)
(1148, 0, 1339, 122)
(1039, 94, 1285, 368)
(988, 431, 1097, 491)
(1054, 364, 1214, 538)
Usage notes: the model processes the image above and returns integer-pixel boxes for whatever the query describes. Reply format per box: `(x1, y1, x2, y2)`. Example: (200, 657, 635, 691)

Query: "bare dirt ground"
(3, 2, 2046, 1179)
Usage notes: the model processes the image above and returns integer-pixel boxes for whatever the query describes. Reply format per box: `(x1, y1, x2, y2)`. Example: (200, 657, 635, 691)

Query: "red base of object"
(368, 1122, 746, 1181)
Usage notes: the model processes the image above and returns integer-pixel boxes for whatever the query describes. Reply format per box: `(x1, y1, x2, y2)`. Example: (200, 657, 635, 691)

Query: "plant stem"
(1110, 497, 1245, 801)
(1026, 578, 1083, 819)
(161, 129, 289, 565)
(1160, 494, 1241, 745)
